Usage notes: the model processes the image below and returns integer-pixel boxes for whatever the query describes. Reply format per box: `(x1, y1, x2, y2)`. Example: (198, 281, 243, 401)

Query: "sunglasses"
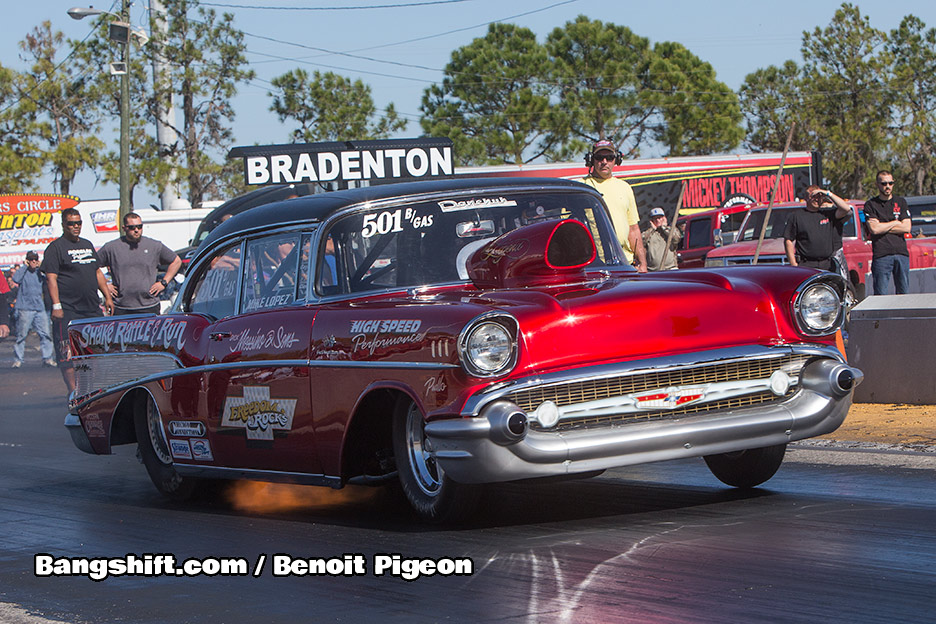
(878, 181, 894, 186)
(594, 154, 616, 163)
(124, 224, 143, 231)
(65, 220, 82, 226)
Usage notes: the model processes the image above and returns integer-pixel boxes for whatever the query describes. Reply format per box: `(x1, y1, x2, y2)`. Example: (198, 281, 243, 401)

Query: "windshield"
(908, 198, 936, 236)
(738, 207, 857, 241)
(738, 209, 793, 241)
(318, 190, 624, 296)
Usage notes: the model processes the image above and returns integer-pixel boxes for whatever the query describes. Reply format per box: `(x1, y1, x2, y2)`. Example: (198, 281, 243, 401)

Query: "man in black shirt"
(784, 185, 851, 272)
(863, 170, 911, 294)
(42, 208, 113, 394)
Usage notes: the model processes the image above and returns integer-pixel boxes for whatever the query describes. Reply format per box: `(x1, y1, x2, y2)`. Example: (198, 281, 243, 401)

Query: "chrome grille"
(533, 390, 791, 432)
(74, 353, 181, 399)
(509, 354, 810, 431)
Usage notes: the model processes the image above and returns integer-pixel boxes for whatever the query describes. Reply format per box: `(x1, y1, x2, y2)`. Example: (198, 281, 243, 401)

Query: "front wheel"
(392, 396, 480, 523)
(133, 391, 198, 500)
(703, 444, 787, 488)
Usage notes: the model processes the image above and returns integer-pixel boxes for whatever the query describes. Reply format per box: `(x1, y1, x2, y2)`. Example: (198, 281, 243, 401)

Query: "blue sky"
(3, 0, 935, 207)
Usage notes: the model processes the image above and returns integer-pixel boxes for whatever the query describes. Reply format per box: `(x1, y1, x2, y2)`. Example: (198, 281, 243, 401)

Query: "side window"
(316, 232, 342, 297)
(296, 233, 313, 300)
(686, 217, 712, 249)
(188, 243, 242, 319)
(842, 212, 857, 238)
(908, 200, 936, 236)
(722, 212, 746, 244)
(908, 201, 936, 221)
(241, 233, 301, 313)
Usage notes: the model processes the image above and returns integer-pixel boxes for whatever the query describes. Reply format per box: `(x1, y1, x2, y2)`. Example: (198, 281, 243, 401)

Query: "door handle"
(209, 331, 231, 341)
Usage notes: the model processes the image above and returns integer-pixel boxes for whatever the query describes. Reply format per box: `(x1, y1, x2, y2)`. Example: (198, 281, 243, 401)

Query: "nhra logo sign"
(229, 138, 454, 187)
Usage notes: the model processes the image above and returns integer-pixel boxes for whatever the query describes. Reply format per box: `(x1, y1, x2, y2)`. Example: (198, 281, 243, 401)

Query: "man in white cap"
(642, 207, 683, 271)
(577, 139, 647, 272)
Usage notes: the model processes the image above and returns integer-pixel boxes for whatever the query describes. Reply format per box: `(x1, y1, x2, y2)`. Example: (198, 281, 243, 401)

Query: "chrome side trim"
(461, 344, 844, 416)
(306, 360, 458, 369)
(69, 356, 456, 411)
(174, 464, 342, 489)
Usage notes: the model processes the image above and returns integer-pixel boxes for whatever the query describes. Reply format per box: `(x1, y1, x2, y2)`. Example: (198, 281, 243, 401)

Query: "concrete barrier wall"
(845, 293, 936, 404)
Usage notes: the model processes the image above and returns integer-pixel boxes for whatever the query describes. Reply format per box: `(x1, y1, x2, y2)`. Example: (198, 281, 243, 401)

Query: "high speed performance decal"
(221, 386, 297, 440)
(349, 319, 428, 356)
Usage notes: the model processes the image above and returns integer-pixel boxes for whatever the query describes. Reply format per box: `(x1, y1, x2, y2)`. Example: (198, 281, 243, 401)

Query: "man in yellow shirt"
(577, 140, 647, 272)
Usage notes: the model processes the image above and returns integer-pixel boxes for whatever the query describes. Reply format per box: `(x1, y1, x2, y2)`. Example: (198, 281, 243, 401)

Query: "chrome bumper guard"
(426, 351, 863, 484)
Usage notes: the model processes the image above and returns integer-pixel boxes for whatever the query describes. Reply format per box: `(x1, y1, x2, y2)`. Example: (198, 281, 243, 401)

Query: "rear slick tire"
(703, 443, 787, 488)
(133, 391, 198, 501)
(391, 396, 480, 523)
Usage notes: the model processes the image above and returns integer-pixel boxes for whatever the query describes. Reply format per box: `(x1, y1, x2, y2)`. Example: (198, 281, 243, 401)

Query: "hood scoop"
(467, 219, 597, 289)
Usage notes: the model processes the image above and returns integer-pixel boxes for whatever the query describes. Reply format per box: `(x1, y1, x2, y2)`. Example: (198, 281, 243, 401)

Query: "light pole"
(68, 2, 133, 221)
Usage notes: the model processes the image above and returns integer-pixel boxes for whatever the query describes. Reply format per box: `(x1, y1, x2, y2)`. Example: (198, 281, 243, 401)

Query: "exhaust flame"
(225, 480, 377, 514)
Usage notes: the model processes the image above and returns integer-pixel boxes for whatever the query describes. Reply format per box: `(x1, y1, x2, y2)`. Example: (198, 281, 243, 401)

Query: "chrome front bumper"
(426, 349, 862, 484)
(65, 412, 96, 454)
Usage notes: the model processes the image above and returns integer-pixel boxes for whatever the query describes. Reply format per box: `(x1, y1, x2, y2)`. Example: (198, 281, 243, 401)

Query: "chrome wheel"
(146, 395, 172, 465)
(404, 402, 442, 496)
(133, 390, 197, 500)
(392, 395, 480, 522)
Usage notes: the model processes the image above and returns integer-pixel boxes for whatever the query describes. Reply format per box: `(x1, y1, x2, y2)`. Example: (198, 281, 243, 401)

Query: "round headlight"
(464, 322, 513, 375)
(797, 282, 841, 333)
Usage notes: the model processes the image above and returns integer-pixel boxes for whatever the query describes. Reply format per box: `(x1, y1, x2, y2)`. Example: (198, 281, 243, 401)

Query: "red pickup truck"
(703, 201, 936, 298)
(675, 204, 751, 268)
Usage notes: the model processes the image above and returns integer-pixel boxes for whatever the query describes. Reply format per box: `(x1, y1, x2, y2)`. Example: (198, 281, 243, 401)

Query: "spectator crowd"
(2, 211, 180, 395)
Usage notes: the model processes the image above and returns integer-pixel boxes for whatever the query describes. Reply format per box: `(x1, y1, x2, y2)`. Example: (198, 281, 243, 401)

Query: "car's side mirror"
(713, 228, 722, 247)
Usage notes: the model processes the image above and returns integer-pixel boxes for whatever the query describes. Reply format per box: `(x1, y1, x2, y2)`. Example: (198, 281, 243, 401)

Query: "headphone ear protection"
(584, 150, 623, 168)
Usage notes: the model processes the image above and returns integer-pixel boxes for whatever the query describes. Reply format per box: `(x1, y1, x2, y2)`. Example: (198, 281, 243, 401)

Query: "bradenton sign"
(229, 138, 454, 187)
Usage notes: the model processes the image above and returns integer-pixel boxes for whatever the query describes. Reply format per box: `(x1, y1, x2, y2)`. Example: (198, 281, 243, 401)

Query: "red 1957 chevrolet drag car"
(65, 177, 861, 522)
